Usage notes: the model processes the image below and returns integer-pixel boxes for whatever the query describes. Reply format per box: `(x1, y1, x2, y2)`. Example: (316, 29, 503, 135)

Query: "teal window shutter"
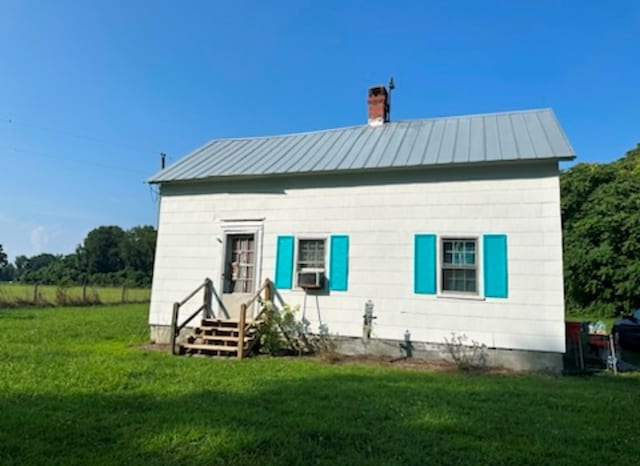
(483, 234, 508, 298)
(414, 234, 436, 294)
(275, 236, 294, 289)
(329, 235, 349, 291)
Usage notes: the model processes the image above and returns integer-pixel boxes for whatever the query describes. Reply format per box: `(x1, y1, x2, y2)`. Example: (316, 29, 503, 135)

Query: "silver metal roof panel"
(148, 108, 575, 183)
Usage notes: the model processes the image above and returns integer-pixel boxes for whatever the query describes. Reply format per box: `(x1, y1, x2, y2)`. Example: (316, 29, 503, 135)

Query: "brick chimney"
(367, 85, 389, 127)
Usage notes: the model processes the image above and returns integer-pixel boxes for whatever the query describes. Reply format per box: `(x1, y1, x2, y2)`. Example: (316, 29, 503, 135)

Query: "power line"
(1, 116, 156, 155)
(0, 145, 150, 176)
(149, 184, 160, 203)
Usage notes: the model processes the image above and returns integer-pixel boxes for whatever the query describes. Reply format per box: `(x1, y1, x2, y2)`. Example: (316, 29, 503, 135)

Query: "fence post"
(238, 303, 247, 360)
(170, 302, 179, 355)
(121, 284, 126, 303)
(82, 283, 87, 304)
(203, 278, 212, 318)
(33, 283, 39, 305)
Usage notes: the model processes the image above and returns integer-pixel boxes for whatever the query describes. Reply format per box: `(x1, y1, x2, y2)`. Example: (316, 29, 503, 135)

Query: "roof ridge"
(199, 108, 554, 143)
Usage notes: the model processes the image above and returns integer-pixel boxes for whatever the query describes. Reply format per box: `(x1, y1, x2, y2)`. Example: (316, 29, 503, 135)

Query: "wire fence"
(0, 283, 150, 309)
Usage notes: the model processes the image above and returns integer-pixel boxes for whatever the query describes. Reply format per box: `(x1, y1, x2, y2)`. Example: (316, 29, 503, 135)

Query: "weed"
(443, 332, 488, 371)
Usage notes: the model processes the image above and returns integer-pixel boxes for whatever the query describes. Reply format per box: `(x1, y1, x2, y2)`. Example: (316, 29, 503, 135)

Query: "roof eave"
(147, 155, 576, 185)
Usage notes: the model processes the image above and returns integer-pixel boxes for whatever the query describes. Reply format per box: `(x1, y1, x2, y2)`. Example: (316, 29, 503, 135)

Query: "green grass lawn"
(0, 283, 150, 307)
(0, 305, 638, 465)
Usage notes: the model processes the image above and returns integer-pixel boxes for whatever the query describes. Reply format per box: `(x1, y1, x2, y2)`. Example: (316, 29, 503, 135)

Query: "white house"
(147, 85, 575, 371)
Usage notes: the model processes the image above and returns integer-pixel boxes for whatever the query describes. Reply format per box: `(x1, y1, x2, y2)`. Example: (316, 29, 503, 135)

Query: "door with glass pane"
(221, 234, 256, 318)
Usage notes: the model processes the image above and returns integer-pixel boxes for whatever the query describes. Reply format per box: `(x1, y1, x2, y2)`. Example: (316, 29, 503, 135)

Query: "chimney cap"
(368, 85, 388, 97)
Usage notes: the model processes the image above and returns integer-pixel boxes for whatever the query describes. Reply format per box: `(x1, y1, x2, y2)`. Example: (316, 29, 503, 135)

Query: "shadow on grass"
(0, 312, 37, 320)
(1, 367, 639, 466)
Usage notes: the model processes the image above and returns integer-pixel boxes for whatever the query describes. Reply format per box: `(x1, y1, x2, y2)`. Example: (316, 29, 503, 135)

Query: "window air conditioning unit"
(298, 269, 325, 289)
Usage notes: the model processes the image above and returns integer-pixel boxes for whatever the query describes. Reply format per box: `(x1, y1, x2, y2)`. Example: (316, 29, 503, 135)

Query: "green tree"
(562, 144, 640, 316)
(0, 244, 15, 281)
(14, 255, 28, 275)
(9, 224, 157, 286)
(0, 263, 16, 282)
(120, 226, 156, 272)
(120, 226, 157, 285)
(16, 253, 63, 284)
(81, 226, 127, 275)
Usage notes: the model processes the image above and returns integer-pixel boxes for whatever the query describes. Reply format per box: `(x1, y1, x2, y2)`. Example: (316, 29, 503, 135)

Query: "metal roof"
(148, 108, 575, 184)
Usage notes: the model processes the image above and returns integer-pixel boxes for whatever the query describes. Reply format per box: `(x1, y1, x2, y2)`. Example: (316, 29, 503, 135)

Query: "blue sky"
(1, 0, 638, 261)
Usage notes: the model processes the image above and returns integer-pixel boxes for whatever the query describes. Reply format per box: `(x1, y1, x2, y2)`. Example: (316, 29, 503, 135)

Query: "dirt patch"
(130, 343, 522, 375)
(315, 353, 525, 375)
(320, 354, 458, 371)
(133, 342, 172, 353)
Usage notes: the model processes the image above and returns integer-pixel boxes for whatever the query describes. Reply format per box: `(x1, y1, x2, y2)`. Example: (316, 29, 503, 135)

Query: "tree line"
(0, 225, 156, 287)
(562, 143, 640, 317)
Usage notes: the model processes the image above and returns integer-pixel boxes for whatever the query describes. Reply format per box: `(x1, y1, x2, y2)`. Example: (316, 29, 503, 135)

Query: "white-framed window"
(441, 238, 478, 294)
(296, 238, 326, 272)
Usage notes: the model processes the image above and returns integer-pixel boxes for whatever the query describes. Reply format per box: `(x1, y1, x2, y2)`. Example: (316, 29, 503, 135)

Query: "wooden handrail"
(177, 304, 207, 333)
(238, 303, 247, 360)
(171, 277, 277, 358)
(241, 279, 274, 324)
(170, 278, 215, 355)
(251, 279, 274, 324)
(271, 286, 287, 309)
(178, 280, 209, 307)
(238, 278, 274, 359)
(210, 285, 228, 318)
(241, 279, 272, 309)
(170, 302, 179, 355)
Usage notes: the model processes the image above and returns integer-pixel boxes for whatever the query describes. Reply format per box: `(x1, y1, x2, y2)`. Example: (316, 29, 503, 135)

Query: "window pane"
(443, 240, 476, 266)
(468, 270, 476, 292)
(298, 239, 326, 270)
(443, 269, 476, 292)
(464, 252, 475, 265)
(443, 241, 456, 264)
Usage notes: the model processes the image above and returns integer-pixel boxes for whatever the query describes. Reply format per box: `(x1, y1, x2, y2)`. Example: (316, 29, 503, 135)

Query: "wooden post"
(121, 284, 126, 303)
(264, 278, 271, 303)
(609, 334, 618, 375)
(203, 279, 212, 318)
(82, 283, 87, 304)
(263, 279, 272, 325)
(170, 302, 179, 355)
(33, 283, 39, 305)
(238, 303, 247, 360)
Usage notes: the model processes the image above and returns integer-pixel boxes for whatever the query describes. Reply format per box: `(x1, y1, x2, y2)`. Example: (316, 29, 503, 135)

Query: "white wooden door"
(221, 234, 256, 319)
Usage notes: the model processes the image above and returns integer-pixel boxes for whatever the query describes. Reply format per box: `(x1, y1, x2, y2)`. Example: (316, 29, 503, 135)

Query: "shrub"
(443, 333, 488, 371)
(256, 303, 304, 355)
(254, 302, 338, 357)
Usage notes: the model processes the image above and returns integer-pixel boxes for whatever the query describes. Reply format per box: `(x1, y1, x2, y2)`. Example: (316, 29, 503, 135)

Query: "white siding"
(149, 161, 566, 353)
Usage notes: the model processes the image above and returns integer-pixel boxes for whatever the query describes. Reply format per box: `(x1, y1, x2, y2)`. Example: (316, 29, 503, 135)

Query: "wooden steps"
(199, 335, 250, 343)
(181, 343, 238, 354)
(178, 317, 260, 358)
(200, 318, 260, 326)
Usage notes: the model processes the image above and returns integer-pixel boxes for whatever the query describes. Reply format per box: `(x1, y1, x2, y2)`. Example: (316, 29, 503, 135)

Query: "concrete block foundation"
(332, 336, 563, 373)
(149, 325, 563, 373)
